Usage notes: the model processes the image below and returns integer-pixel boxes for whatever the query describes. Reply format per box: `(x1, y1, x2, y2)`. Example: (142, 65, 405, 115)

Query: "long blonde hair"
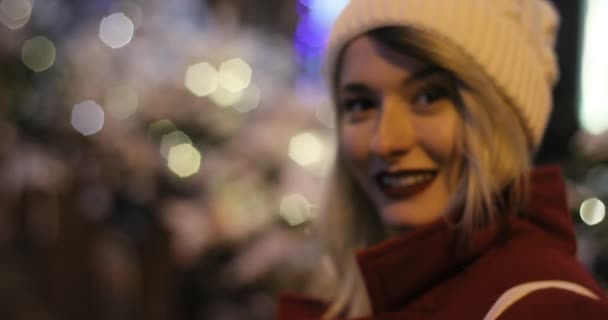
(317, 27, 532, 318)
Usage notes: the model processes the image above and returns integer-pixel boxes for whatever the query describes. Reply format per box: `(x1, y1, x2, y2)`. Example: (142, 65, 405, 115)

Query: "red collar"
(355, 165, 575, 314)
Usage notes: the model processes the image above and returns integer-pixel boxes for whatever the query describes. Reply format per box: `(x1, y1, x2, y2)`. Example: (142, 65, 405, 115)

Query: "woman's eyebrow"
(339, 83, 374, 95)
(402, 66, 449, 86)
(339, 66, 449, 94)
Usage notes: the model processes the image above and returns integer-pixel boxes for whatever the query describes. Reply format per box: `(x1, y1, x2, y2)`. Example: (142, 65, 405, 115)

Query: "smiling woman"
(276, 0, 608, 319)
(338, 36, 462, 227)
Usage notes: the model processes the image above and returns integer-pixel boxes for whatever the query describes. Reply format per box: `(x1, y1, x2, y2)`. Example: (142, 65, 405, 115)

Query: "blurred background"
(0, 0, 607, 319)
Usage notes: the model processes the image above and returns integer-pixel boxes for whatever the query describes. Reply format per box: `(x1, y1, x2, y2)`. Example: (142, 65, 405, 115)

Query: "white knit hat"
(326, 0, 560, 149)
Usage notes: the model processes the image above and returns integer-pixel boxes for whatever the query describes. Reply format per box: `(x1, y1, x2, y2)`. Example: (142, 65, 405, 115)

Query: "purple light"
(295, 15, 327, 48)
(293, 0, 348, 80)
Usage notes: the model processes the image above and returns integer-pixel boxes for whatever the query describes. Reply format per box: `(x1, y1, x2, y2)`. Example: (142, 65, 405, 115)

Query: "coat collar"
(355, 165, 575, 314)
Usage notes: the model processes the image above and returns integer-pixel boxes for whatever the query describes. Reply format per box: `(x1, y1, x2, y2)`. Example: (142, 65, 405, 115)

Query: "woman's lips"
(374, 170, 437, 200)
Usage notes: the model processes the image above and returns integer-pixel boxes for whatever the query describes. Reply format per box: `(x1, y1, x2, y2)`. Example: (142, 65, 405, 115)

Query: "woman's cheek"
(340, 126, 372, 166)
(417, 112, 460, 162)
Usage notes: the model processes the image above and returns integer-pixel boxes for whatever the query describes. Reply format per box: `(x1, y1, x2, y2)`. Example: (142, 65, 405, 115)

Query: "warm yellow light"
(580, 198, 606, 226)
(105, 85, 138, 120)
(209, 86, 243, 107)
(21, 36, 56, 72)
(99, 12, 135, 48)
(288, 132, 323, 166)
(160, 130, 192, 159)
(185, 62, 218, 97)
(168, 144, 201, 178)
(218, 58, 252, 93)
(233, 84, 261, 113)
(280, 194, 313, 226)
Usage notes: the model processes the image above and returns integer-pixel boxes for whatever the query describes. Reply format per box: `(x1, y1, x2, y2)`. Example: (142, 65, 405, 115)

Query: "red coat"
(276, 166, 608, 319)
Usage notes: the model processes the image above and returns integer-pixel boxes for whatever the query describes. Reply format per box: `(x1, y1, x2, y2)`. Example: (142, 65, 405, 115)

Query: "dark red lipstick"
(374, 170, 437, 200)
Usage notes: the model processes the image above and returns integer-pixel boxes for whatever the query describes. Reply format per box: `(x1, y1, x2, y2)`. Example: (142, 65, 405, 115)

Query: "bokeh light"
(160, 130, 193, 159)
(105, 85, 139, 120)
(294, 0, 349, 89)
(580, 0, 608, 134)
(233, 84, 261, 113)
(288, 132, 323, 166)
(185, 62, 219, 97)
(99, 12, 135, 49)
(0, 0, 32, 30)
(71, 100, 105, 136)
(280, 194, 313, 226)
(298, 0, 349, 26)
(21, 36, 56, 72)
(210, 86, 243, 108)
(167, 143, 201, 178)
(580, 198, 606, 226)
(218, 58, 252, 93)
(148, 119, 177, 141)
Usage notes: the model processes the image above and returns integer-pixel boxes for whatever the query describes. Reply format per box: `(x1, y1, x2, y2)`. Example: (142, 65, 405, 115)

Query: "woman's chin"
(380, 203, 443, 228)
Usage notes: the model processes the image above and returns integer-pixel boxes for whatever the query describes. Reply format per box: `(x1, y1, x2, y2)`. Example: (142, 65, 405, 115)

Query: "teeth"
(381, 173, 434, 188)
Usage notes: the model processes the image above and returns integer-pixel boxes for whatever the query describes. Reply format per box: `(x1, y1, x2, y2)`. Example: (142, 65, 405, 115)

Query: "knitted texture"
(326, 0, 560, 149)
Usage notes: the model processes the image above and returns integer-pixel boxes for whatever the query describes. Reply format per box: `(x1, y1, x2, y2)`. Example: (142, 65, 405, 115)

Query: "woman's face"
(337, 35, 462, 227)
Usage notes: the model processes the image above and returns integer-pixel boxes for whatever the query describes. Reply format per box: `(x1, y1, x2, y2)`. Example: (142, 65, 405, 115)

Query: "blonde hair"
(317, 27, 532, 318)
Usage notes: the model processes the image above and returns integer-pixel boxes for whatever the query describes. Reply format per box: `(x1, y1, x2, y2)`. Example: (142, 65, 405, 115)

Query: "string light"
(160, 130, 192, 159)
(21, 36, 56, 72)
(71, 100, 105, 136)
(232, 84, 261, 113)
(185, 62, 219, 97)
(580, 198, 606, 226)
(0, 0, 32, 30)
(280, 193, 313, 226)
(288, 131, 323, 167)
(99, 12, 135, 48)
(209, 86, 243, 108)
(218, 58, 252, 93)
(580, 0, 608, 134)
(167, 144, 202, 178)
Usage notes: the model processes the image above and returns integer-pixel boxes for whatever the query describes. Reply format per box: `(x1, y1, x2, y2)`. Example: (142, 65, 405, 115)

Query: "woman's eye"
(340, 98, 375, 122)
(345, 99, 371, 111)
(413, 86, 449, 107)
(342, 98, 374, 113)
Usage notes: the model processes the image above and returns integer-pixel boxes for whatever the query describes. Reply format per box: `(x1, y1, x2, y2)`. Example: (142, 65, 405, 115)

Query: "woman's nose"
(370, 98, 415, 161)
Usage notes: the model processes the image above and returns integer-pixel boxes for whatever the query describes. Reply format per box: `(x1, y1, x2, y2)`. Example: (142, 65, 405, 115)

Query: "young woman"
(277, 0, 608, 319)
